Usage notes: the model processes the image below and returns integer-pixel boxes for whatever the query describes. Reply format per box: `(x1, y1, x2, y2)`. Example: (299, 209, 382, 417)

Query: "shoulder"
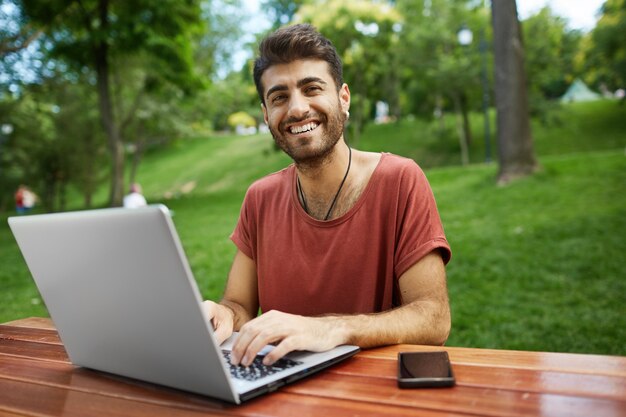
(241, 165, 294, 209)
(380, 152, 420, 169)
(238, 165, 295, 225)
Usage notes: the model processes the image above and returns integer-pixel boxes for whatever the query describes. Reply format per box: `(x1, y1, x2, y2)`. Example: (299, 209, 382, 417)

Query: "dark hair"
(253, 23, 343, 104)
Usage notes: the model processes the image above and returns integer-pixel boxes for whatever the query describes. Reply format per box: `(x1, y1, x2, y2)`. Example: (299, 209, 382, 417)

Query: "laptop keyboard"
(222, 350, 303, 382)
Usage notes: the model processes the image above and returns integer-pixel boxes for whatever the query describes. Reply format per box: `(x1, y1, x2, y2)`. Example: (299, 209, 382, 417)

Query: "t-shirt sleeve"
(393, 161, 451, 278)
(230, 189, 255, 260)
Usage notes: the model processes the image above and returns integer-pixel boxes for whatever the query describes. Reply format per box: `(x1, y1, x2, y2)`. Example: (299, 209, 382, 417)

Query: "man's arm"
(202, 249, 259, 344)
(229, 250, 450, 366)
(343, 250, 450, 347)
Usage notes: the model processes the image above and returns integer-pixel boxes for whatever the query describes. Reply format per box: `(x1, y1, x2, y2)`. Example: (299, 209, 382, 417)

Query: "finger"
(202, 300, 218, 322)
(230, 321, 257, 365)
(204, 303, 223, 333)
(202, 301, 233, 345)
(262, 337, 298, 366)
(231, 311, 291, 365)
(241, 330, 283, 366)
(232, 317, 285, 366)
(214, 321, 232, 345)
(233, 327, 270, 366)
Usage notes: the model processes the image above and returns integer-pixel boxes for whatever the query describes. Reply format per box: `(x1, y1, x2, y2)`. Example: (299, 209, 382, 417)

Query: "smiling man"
(203, 24, 452, 367)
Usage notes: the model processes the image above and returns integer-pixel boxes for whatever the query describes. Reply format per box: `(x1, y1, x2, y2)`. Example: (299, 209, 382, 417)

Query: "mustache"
(280, 112, 326, 128)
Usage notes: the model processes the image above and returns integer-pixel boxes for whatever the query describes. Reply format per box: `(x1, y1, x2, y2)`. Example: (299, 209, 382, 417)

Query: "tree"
(0, 0, 42, 56)
(197, 0, 246, 79)
(0, 77, 106, 212)
(396, 0, 489, 165)
(262, 0, 306, 29)
(20, 0, 203, 206)
(522, 5, 583, 123)
(110, 57, 195, 188)
(0, 1, 50, 92)
(582, 0, 626, 94)
(491, 0, 538, 184)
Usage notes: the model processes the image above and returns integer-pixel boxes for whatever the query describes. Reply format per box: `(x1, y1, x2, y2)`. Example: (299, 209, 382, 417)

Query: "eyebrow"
(265, 77, 328, 100)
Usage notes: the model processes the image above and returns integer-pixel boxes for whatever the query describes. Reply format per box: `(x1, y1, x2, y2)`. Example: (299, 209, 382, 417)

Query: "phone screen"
(397, 351, 455, 388)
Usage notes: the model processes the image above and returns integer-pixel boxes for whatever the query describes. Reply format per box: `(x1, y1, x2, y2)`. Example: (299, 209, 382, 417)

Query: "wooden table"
(1, 318, 625, 417)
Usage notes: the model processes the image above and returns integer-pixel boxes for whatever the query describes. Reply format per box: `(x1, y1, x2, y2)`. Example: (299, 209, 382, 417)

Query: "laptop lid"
(8, 206, 359, 403)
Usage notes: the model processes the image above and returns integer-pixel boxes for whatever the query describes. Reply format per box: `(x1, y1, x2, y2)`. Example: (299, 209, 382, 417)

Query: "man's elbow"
(420, 303, 451, 346)
(400, 301, 451, 346)
(432, 314, 451, 346)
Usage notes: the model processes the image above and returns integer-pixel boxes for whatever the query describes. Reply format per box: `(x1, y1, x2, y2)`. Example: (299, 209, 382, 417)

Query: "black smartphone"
(397, 351, 455, 388)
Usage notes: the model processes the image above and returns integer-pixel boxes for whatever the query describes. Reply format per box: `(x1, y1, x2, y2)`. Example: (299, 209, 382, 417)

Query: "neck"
(295, 139, 349, 183)
(296, 141, 353, 220)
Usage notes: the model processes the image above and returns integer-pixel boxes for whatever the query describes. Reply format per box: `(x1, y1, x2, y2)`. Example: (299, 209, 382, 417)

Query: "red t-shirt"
(231, 153, 451, 316)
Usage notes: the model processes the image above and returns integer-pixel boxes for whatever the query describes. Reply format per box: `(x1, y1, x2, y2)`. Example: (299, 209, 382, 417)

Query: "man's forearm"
(327, 299, 451, 348)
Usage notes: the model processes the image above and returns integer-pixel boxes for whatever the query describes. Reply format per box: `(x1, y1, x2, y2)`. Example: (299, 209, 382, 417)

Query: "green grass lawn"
(1, 100, 625, 355)
(434, 151, 625, 354)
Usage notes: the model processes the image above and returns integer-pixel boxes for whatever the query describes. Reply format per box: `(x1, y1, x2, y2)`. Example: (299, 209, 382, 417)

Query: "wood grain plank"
(363, 345, 626, 377)
(239, 391, 475, 417)
(0, 324, 62, 344)
(2, 319, 625, 417)
(0, 384, 470, 417)
(0, 368, 477, 417)
(0, 378, 234, 417)
(0, 338, 69, 363)
(2, 317, 55, 330)
(284, 372, 626, 417)
(0, 410, 30, 417)
(0, 355, 233, 412)
(0, 354, 474, 417)
(454, 363, 626, 401)
(329, 356, 626, 400)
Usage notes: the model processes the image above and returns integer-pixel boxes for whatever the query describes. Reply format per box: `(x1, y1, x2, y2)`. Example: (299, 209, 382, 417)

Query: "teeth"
(290, 122, 318, 134)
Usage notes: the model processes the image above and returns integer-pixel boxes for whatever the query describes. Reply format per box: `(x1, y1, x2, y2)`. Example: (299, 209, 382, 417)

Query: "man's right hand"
(202, 300, 235, 345)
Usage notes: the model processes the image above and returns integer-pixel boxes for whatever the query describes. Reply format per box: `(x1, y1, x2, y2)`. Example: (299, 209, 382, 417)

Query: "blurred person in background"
(123, 183, 147, 208)
(15, 185, 37, 215)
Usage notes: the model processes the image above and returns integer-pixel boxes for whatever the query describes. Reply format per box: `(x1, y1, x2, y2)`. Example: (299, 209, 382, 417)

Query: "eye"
(270, 94, 287, 105)
(304, 85, 322, 95)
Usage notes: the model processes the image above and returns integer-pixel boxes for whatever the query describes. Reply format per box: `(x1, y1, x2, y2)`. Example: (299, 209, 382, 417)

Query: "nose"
(287, 91, 309, 120)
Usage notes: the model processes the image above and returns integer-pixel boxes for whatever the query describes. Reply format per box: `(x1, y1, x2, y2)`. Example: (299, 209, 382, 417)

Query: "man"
(204, 24, 451, 367)
(15, 185, 37, 215)
(123, 183, 147, 209)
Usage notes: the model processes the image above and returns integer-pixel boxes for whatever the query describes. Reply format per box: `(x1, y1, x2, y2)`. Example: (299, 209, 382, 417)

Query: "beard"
(268, 100, 347, 167)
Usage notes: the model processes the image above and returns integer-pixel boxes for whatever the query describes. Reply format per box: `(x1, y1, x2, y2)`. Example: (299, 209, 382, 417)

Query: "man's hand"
(202, 300, 235, 345)
(230, 310, 346, 366)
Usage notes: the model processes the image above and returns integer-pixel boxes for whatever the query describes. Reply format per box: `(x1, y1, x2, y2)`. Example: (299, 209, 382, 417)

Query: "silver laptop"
(8, 205, 359, 403)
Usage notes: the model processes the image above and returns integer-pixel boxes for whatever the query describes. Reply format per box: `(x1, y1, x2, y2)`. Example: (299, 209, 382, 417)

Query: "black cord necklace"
(297, 146, 352, 221)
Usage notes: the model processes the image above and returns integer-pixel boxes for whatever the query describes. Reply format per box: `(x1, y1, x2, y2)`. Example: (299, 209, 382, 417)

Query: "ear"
(262, 103, 268, 125)
(339, 83, 351, 114)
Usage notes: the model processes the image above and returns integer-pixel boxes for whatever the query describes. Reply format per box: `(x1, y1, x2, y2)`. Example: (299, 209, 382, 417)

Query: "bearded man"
(204, 24, 452, 367)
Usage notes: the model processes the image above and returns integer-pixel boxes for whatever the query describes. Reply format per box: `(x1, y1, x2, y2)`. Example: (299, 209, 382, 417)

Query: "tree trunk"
(491, 0, 538, 184)
(58, 177, 67, 212)
(452, 92, 470, 166)
(460, 92, 472, 146)
(82, 134, 97, 209)
(129, 139, 145, 187)
(95, 0, 124, 206)
(388, 49, 402, 120)
(435, 94, 446, 137)
(348, 70, 366, 146)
